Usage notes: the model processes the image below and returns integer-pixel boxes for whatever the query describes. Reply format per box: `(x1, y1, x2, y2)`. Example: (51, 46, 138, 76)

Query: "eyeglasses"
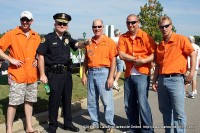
(57, 22, 68, 26)
(126, 21, 138, 25)
(20, 17, 31, 22)
(92, 26, 102, 29)
(159, 24, 171, 30)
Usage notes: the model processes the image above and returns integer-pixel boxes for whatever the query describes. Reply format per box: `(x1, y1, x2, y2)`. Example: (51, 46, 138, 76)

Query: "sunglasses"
(126, 21, 138, 25)
(92, 26, 102, 29)
(57, 22, 68, 26)
(159, 24, 171, 30)
(20, 17, 31, 22)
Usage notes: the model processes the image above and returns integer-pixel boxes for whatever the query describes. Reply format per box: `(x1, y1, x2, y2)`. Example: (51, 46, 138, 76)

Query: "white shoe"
(123, 131, 133, 133)
(113, 81, 120, 91)
(188, 91, 196, 99)
(193, 90, 197, 95)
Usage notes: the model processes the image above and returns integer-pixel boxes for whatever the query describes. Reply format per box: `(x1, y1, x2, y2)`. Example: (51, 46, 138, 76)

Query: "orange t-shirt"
(118, 29, 156, 78)
(0, 26, 41, 83)
(85, 35, 117, 68)
(156, 32, 194, 74)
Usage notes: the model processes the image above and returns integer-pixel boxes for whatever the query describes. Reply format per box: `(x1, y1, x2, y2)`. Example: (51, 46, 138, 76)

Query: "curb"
(0, 87, 124, 133)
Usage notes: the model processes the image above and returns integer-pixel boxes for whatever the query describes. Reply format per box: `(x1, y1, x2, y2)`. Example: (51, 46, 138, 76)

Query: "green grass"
(0, 68, 124, 124)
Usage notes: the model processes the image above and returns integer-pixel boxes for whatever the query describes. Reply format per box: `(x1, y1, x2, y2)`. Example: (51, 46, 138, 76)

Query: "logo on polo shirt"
(88, 50, 93, 56)
(101, 42, 106, 46)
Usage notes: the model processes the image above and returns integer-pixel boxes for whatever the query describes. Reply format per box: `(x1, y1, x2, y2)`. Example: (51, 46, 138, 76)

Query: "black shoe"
(64, 124, 80, 132)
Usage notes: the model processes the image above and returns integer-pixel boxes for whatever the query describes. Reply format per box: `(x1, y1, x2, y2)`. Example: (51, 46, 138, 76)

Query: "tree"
(138, 0, 176, 42)
(194, 35, 200, 45)
(0, 33, 5, 38)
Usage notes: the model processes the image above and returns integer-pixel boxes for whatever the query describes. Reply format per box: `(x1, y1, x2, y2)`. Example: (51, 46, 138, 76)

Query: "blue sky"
(1, 0, 200, 39)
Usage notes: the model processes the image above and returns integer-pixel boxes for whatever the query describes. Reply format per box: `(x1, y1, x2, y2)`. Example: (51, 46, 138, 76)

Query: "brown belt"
(160, 73, 184, 77)
(88, 67, 108, 70)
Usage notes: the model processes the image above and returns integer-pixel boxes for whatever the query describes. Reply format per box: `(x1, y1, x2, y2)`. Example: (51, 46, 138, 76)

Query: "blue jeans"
(158, 75, 186, 133)
(87, 67, 115, 127)
(124, 75, 154, 133)
(116, 57, 125, 72)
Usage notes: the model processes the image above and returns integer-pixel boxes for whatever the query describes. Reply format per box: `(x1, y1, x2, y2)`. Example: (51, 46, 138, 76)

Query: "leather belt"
(160, 73, 184, 77)
(46, 64, 69, 74)
(88, 67, 108, 71)
(50, 64, 68, 69)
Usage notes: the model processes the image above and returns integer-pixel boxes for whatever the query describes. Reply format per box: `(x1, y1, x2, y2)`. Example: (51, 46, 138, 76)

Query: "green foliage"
(0, 33, 5, 38)
(138, 0, 163, 42)
(138, 0, 177, 43)
(194, 35, 200, 45)
(39, 34, 46, 38)
(172, 25, 177, 33)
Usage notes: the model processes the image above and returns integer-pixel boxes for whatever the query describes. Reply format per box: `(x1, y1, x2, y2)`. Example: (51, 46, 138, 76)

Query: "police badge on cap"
(53, 13, 72, 23)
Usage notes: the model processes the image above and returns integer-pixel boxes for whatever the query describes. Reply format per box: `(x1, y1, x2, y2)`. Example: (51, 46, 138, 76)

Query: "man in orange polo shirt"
(152, 16, 196, 133)
(118, 14, 156, 133)
(0, 11, 41, 133)
(81, 19, 117, 133)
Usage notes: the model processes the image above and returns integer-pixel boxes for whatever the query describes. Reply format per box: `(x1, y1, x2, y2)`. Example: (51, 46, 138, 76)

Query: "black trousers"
(47, 70, 72, 132)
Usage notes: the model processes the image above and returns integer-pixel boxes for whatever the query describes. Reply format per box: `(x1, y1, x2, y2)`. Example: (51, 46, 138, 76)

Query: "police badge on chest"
(64, 39, 69, 46)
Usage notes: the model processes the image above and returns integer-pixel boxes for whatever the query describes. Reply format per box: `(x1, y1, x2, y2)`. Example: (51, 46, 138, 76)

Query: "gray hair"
(92, 19, 103, 26)
(188, 36, 195, 43)
(114, 29, 121, 36)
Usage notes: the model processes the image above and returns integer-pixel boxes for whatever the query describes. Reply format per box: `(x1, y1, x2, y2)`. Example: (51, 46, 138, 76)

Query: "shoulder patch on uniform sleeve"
(41, 37, 46, 43)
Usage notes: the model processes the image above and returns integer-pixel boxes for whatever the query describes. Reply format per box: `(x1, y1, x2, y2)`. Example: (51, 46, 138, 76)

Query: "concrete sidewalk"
(0, 87, 123, 133)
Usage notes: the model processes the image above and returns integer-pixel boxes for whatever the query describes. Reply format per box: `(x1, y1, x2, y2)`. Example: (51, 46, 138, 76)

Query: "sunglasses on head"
(126, 21, 138, 25)
(20, 17, 31, 22)
(159, 24, 171, 30)
(57, 22, 68, 26)
(92, 26, 102, 29)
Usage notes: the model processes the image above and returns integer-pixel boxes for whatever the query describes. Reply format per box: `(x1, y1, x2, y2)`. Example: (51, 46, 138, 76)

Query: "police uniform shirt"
(37, 31, 78, 66)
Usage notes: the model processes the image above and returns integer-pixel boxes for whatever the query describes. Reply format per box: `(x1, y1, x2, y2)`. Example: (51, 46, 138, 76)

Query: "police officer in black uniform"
(37, 13, 88, 133)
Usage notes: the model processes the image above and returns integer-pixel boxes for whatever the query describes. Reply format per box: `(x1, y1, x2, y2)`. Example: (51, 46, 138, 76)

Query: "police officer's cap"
(53, 13, 71, 23)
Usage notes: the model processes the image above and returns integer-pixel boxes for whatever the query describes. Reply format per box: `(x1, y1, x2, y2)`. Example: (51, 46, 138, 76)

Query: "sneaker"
(113, 81, 120, 91)
(106, 128, 114, 133)
(188, 91, 195, 99)
(193, 90, 197, 95)
(85, 125, 98, 132)
(123, 130, 133, 133)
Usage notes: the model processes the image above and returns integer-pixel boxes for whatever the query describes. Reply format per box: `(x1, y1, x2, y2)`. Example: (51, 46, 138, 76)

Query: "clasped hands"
(132, 55, 144, 66)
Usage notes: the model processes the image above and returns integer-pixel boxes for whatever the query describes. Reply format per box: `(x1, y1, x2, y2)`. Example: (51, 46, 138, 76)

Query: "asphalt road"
(38, 79, 200, 133)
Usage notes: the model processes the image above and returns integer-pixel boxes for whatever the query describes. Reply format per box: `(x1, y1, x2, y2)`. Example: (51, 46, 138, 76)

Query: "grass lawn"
(0, 68, 124, 124)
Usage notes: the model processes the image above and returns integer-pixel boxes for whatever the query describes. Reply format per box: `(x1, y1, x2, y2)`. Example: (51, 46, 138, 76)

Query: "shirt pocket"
(101, 46, 109, 64)
(50, 44, 63, 56)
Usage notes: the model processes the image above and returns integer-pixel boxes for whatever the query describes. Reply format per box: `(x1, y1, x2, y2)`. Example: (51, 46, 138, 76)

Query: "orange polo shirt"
(0, 26, 41, 83)
(85, 35, 117, 68)
(156, 32, 194, 74)
(118, 29, 156, 78)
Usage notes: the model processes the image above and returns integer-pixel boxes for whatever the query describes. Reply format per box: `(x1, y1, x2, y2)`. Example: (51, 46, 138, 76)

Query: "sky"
(1, 0, 200, 39)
